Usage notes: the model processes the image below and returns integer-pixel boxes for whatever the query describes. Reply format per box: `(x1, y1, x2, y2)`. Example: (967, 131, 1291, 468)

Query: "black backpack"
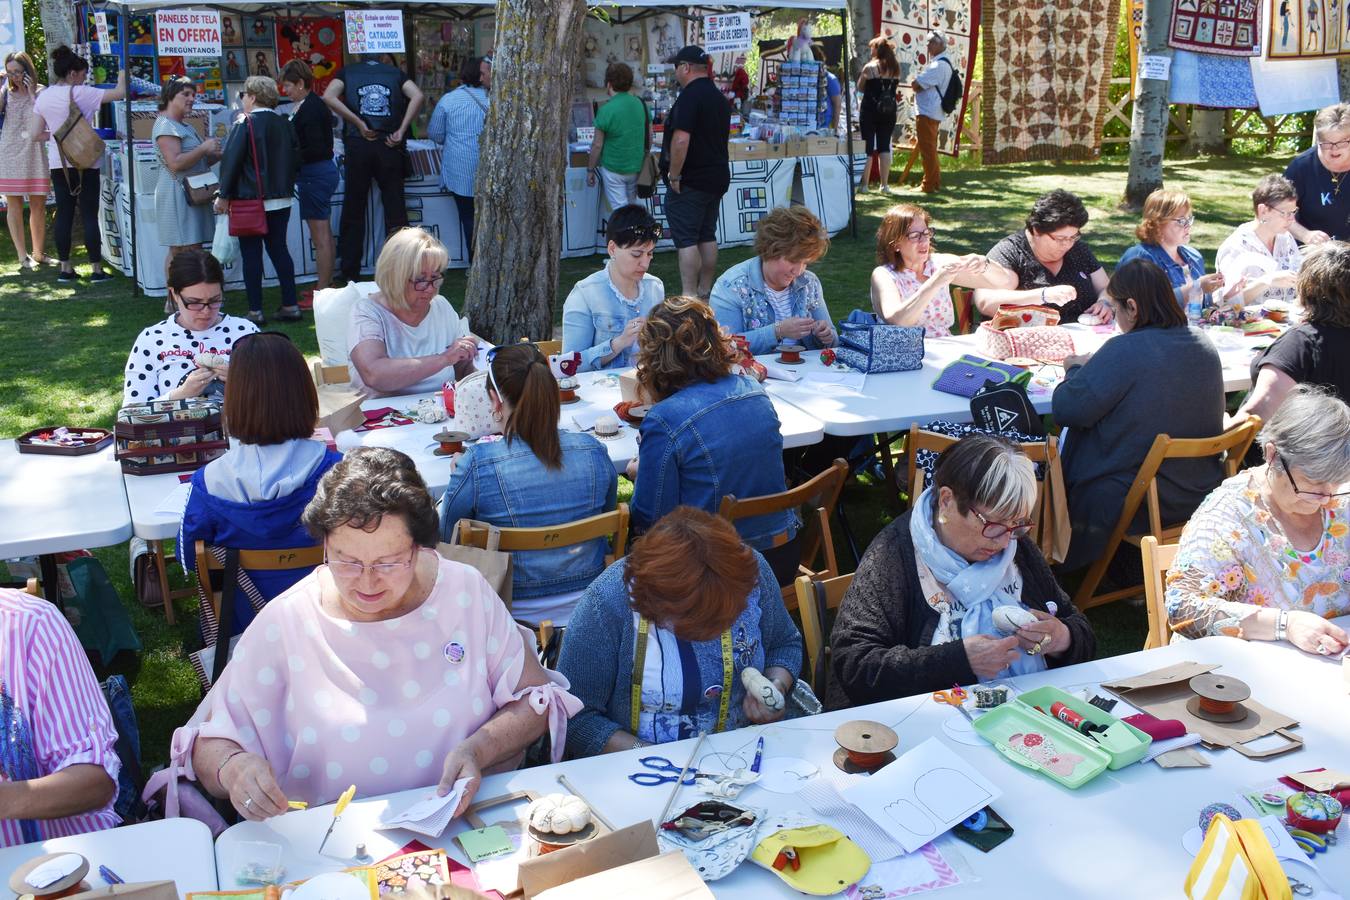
(875, 77, 899, 118)
(938, 58, 963, 115)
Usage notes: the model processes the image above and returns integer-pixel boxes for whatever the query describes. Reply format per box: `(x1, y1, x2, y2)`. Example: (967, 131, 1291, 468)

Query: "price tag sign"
(345, 9, 406, 54)
(155, 9, 222, 57)
(94, 12, 111, 52)
(576, 126, 596, 144)
(703, 12, 751, 54)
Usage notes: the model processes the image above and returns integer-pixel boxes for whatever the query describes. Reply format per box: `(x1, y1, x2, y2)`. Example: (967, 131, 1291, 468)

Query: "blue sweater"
(557, 551, 803, 758)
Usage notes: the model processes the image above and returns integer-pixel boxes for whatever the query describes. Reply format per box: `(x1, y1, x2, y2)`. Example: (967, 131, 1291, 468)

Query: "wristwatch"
(669, 174, 682, 183)
(1275, 608, 1290, 642)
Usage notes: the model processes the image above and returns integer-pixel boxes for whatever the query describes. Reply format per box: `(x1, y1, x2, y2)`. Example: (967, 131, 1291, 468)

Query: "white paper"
(703, 12, 751, 54)
(761, 362, 803, 382)
(840, 737, 1003, 855)
(800, 779, 906, 862)
(376, 777, 471, 838)
(802, 370, 867, 392)
(155, 481, 192, 516)
(25, 854, 84, 889)
(1139, 54, 1172, 81)
(755, 756, 819, 793)
(1143, 732, 1202, 763)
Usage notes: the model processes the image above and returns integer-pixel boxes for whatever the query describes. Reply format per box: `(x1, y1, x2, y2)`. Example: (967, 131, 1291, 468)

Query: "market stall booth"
(86, 0, 861, 295)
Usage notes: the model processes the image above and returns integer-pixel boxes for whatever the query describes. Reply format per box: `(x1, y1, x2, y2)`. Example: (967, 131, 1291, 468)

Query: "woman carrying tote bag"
(31, 46, 125, 283)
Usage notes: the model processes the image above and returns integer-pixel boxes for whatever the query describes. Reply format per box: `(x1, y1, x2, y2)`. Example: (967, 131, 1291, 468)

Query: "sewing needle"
(557, 773, 616, 831)
(317, 784, 356, 855)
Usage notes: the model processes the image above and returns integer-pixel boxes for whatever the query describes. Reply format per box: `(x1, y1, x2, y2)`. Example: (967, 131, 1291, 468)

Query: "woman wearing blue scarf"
(827, 436, 1094, 708)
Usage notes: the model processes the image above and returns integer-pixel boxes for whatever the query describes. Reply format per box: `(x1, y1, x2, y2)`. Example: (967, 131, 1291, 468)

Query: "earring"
(938, 514, 948, 525)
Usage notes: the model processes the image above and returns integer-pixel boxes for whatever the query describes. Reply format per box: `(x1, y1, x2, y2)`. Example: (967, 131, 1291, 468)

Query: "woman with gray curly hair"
(1167, 385, 1350, 655)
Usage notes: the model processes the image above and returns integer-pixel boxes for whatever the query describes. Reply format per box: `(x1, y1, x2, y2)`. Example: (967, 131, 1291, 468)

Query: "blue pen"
(99, 866, 124, 885)
(751, 736, 765, 773)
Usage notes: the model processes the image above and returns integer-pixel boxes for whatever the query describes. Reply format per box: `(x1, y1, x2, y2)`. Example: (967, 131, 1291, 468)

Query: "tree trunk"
(37, 0, 76, 80)
(1187, 108, 1226, 156)
(463, 0, 587, 345)
(1338, 58, 1350, 101)
(1123, 0, 1172, 210)
(846, 0, 872, 80)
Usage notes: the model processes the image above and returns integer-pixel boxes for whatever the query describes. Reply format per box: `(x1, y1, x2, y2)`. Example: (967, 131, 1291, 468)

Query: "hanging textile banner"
(1267, 0, 1349, 58)
(1168, 0, 1262, 56)
(877, 0, 981, 157)
(1127, 0, 1146, 91)
(1167, 48, 1258, 107)
(981, 0, 1121, 164)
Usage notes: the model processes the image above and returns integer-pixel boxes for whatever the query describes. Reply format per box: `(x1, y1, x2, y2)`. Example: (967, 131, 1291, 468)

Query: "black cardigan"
(219, 110, 300, 202)
(826, 510, 1095, 710)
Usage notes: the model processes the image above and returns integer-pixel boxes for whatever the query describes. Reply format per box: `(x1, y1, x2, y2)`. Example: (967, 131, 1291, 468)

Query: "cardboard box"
(568, 149, 591, 168)
(763, 141, 787, 159)
(728, 139, 767, 160)
(783, 136, 809, 157)
(805, 135, 840, 156)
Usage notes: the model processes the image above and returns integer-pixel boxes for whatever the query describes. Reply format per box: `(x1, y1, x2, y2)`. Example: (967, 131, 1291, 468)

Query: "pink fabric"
(165, 556, 581, 807)
(884, 261, 954, 337)
(0, 589, 120, 847)
(32, 84, 105, 171)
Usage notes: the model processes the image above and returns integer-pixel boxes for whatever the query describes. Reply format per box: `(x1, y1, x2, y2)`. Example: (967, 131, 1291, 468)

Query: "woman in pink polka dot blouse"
(146, 447, 581, 821)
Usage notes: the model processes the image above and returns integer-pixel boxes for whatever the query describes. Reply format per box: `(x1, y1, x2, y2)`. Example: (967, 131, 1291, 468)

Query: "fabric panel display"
(980, 0, 1121, 163)
(1167, 49, 1258, 109)
(1168, 0, 1263, 56)
(876, 0, 982, 156)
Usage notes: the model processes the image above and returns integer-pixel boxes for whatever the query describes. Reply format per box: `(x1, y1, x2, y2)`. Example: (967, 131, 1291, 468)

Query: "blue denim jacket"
(439, 430, 618, 599)
(562, 266, 665, 372)
(710, 256, 835, 355)
(632, 374, 797, 549)
(1118, 242, 1207, 307)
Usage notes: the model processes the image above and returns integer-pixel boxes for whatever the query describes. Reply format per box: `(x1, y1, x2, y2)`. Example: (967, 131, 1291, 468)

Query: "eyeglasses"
(178, 293, 225, 311)
(1170, 215, 1196, 228)
(613, 224, 662, 245)
(1318, 139, 1350, 152)
(1040, 231, 1081, 246)
(1278, 453, 1350, 502)
(1269, 206, 1299, 219)
(905, 228, 936, 242)
(324, 544, 418, 579)
(408, 274, 445, 291)
(971, 508, 1034, 540)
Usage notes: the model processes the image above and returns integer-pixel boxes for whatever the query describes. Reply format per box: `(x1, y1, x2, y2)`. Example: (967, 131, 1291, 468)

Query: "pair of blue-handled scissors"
(628, 755, 704, 786)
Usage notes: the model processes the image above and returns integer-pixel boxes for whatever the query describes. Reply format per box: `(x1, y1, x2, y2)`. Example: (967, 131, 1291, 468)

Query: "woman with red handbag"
(215, 76, 300, 325)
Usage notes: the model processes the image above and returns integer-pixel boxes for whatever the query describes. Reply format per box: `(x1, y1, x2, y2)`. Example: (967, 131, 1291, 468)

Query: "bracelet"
(215, 749, 245, 787)
(1275, 608, 1290, 642)
(1040, 287, 1046, 304)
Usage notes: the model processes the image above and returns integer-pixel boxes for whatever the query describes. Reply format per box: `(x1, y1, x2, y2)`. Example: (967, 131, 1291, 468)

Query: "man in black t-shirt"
(1284, 103, 1350, 244)
(660, 45, 730, 297)
(323, 56, 424, 282)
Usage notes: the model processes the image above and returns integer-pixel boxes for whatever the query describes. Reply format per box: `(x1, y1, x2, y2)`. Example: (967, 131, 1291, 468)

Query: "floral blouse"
(1166, 470, 1350, 639)
(873, 261, 954, 337)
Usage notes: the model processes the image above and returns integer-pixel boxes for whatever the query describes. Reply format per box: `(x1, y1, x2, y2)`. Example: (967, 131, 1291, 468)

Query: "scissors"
(933, 685, 973, 722)
(628, 755, 704, 787)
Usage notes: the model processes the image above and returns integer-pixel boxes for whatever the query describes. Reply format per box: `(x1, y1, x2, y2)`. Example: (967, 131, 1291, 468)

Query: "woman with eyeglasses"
(561, 205, 664, 372)
(1167, 386, 1350, 655)
(1283, 102, 1350, 244)
(439, 344, 617, 626)
(827, 435, 1093, 708)
(1214, 175, 1303, 309)
(869, 203, 1010, 336)
(1117, 188, 1230, 310)
(348, 227, 479, 397)
(972, 189, 1113, 324)
(178, 333, 343, 639)
(1052, 259, 1224, 573)
(157, 447, 582, 821)
(122, 249, 259, 405)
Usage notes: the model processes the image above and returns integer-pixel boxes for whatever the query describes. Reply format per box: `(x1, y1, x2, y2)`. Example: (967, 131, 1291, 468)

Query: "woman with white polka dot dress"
(145, 447, 581, 821)
(121, 250, 258, 406)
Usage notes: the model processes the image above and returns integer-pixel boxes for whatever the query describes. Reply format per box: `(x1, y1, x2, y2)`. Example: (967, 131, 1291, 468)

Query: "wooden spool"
(1186, 673, 1252, 723)
(775, 344, 805, 365)
(432, 430, 469, 457)
(832, 720, 898, 773)
(10, 853, 90, 900)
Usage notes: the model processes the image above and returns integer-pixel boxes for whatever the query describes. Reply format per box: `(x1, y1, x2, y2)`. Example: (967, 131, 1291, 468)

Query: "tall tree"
(846, 0, 872, 79)
(36, 0, 75, 79)
(462, 0, 588, 345)
(1124, 0, 1172, 210)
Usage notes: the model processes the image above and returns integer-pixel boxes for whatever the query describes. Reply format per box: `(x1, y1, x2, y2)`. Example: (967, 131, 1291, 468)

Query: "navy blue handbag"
(834, 310, 925, 374)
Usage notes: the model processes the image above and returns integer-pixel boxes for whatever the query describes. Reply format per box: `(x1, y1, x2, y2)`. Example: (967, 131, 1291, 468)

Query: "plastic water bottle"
(1186, 295, 1203, 327)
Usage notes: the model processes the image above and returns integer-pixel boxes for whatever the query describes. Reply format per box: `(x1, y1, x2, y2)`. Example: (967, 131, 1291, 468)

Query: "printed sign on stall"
(344, 10, 405, 54)
(155, 9, 223, 57)
(94, 12, 111, 52)
(703, 12, 751, 54)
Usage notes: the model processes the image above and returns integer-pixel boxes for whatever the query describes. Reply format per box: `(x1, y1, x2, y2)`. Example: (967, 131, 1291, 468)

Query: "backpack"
(875, 77, 899, 118)
(938, 58, 963, 115)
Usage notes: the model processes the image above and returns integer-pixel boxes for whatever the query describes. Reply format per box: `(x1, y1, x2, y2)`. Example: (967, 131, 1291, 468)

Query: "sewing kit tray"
(114, 398, 227, 475)
(15, 426, 114, 455)
(973, 686, 1152, 788)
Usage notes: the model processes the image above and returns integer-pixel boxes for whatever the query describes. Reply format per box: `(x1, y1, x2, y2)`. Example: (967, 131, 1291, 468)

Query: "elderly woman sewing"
(828, 435, 1094, 708)
(348, 227, 479, 397)
(157, 447, 580, 820)
(557, 506, 802, 756)
(1166, 386, 1350, 655)
(710, 205, 836, 355)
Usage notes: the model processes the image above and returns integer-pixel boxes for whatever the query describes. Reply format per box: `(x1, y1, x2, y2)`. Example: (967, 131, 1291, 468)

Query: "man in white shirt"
(911, 32, 953, 195)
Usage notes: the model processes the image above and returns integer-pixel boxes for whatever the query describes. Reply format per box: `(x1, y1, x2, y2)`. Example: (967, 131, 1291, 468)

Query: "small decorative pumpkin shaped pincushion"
(992, 605, 1039, 635)
(528, 793, 592, 835)
(741, 667, 785, 711)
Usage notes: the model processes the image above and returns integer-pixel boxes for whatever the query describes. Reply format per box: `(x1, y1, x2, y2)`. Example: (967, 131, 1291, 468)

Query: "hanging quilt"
(875, 0, 981, 157)
(981, 0, 1122, 164)
(1169, 0, 1263, 56)
(1167, 49, 1259, 107)
(1267, 0, 1350, 58)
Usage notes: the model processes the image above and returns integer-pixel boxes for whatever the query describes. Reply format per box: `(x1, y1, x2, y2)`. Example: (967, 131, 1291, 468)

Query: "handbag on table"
(932, 354, 1031, 398)
(834, 309, 924, 374)
(976, 304, 1075, 363)
(226, 117, 268, 237)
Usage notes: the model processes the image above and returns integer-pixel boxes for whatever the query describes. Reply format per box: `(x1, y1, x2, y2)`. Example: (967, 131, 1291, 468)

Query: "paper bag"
(1101, 662, 1303, 758)
(317, 384, 364, 435)
(1036, 451, 1072, 565)
(619, 370, 651, 405)
(532, 850, 712, 900)
(439, 520, 513, 608)
(520, 820, 660, 898)
(73, 883, 179, 900)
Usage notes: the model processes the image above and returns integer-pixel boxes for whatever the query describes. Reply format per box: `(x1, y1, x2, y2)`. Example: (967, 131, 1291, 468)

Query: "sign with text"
(703, 12, 751, 54)
(155, 9, 222, 57)
(344, 9, 406, 54)
(94, 12, 111, 51)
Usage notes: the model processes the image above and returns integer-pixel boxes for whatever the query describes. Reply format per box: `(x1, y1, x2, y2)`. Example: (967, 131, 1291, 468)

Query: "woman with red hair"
(557, 507, 802, 756)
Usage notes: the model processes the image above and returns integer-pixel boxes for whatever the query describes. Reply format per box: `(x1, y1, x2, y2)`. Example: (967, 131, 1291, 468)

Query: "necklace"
(1332, 171, 1343, 196)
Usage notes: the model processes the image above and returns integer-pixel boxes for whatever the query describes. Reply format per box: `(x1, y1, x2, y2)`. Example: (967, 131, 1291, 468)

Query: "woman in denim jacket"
(710, 206, 837, 355)
(627, 297, 800, 583)
(440, 344, 618, 625)
(562, 205, 665, 372)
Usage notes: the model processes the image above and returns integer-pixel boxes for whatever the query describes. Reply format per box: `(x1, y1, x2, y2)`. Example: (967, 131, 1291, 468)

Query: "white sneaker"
(880, 184, 894, 194)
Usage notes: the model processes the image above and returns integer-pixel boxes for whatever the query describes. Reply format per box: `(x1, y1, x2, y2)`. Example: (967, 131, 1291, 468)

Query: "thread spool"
(528, 822, 597, 854)
(432, 430, 469, 457)
(832, 720, 898, 774)
(1185, 673, 1251, 723)
(775, 344, 804, 365)
(558, 377, 580, 404)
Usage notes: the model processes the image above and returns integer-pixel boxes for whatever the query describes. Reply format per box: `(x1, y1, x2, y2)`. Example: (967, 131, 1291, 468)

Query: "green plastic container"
(971, 686, 1153, 789)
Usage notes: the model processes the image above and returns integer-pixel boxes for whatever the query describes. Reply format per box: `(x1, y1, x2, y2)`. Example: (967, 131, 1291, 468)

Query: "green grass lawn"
(0, 154, 1279, 770)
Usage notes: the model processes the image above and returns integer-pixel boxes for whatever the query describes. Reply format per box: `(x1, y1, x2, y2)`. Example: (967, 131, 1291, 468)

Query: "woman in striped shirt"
(0, 588, 120, 846)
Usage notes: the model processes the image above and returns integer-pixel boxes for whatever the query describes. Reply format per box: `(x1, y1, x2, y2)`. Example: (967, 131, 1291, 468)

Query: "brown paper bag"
(439, 520, 514, 608)
(316, 384, 364, 435)
(532, 850, 712, 900)
(1101, 662, 1303, 758)
(519, 820, 660, 898)
(73, 883, 180, 900)
(1037, 450, 1072, 565)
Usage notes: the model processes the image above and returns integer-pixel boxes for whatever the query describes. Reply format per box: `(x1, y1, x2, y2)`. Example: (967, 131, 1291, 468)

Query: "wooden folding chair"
(520, 338, 563, 357)
(453, 505, 630, 647)
(794, 573, 854, 695)
(311, 361, 351, 387)
(719, 459, 849, 604)
(1073, 415, 1261, 611)
(1140, 536, 1179, 650)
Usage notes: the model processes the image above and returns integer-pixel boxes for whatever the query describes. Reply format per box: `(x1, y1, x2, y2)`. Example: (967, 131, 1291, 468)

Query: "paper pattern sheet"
(799, 779, 906, 863)
(844, 843, 963, 898)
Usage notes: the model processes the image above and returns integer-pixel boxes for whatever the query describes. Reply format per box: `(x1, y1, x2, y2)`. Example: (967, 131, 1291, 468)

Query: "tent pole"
(118, 5, 140, 296)
(840, 0, 856, 238)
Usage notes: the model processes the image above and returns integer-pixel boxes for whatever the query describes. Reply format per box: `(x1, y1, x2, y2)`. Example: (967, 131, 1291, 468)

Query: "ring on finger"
(243, 796, 254, 810)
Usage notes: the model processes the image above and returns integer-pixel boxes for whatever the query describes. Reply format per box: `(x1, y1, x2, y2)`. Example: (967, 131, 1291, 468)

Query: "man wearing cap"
(661, 45, 731, 298)
(911, 32, 953, 194)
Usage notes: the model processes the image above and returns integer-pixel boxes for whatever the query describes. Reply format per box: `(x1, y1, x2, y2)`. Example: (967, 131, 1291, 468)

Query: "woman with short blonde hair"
(348, 227, 477, 397)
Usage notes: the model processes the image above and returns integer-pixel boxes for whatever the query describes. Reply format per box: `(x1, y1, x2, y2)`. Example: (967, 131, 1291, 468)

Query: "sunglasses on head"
(612, 224, 662, 245)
